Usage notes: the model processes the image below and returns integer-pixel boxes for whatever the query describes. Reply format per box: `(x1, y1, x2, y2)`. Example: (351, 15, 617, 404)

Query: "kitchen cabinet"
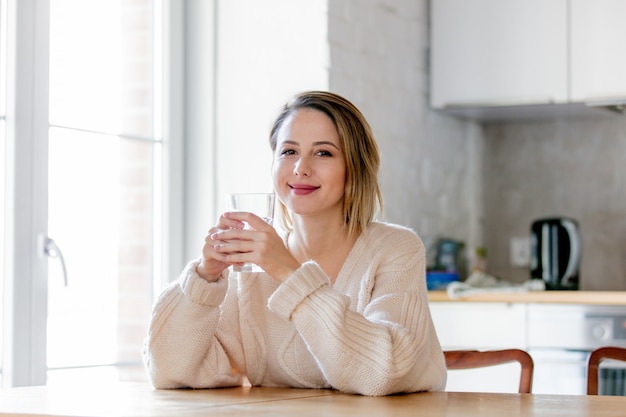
(430, 0, 567, 109)
(429, 298, 626, 395)
(430, 0, 626, 119)
(430, 302, 528, 393)
(429, 302, 527, 349)
(570, 0, 626, 103)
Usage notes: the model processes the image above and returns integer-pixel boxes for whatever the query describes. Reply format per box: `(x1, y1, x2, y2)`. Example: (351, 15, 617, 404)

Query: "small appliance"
(434, 238, 466, 279)
(530, 217, 581, 290)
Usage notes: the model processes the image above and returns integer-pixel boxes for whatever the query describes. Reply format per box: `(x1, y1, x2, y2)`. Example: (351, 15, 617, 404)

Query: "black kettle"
(530, 217, 581, 290)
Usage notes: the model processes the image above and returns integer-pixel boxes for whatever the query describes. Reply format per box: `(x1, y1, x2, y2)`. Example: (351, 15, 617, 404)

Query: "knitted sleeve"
(267, 225, 447, 396)
(143, 260, 245, 389)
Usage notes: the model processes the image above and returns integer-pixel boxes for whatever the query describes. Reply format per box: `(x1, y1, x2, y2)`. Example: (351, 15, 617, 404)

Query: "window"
(46, 0, 161, 384)
(1, 0, 177, 387)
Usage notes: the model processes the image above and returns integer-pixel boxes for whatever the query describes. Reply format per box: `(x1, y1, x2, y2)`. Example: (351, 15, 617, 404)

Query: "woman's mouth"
(289, 184, 319, 196)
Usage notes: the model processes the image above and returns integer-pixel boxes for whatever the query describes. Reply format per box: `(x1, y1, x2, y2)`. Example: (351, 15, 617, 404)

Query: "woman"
(143, 91, 447, 396)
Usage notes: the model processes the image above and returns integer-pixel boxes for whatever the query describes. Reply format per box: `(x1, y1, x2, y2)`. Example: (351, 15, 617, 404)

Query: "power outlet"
(510, 237, 530, 267)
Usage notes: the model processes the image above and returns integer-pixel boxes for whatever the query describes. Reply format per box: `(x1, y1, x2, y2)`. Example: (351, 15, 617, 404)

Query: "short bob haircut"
(269, 90, 383, 238)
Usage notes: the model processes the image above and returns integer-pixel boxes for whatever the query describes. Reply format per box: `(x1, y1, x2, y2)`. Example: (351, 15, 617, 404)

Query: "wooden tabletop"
(428, 290, 626, 305)
(1, 383, 626, 417)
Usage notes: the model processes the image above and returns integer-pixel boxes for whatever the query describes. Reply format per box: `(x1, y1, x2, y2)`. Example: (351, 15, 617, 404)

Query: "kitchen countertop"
(427, 290, 626, 305)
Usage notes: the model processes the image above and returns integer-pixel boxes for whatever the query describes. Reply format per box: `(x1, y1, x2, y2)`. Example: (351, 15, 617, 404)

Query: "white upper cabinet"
(570, 0, 626, 103)
(431, 0, 626, 118)
(430, 0, 568, 110)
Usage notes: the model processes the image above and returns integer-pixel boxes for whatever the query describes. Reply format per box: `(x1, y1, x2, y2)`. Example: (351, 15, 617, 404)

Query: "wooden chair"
(444, 349, 534, 393)
(587, 346, 626, 395)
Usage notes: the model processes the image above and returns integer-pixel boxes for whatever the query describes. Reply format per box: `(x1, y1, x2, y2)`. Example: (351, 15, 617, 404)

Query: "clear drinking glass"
(226, 193, 275, 272)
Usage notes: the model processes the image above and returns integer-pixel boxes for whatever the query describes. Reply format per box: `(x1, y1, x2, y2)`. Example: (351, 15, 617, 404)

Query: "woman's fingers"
(199, 211, 284, 277)
(223, 211, 273, 230)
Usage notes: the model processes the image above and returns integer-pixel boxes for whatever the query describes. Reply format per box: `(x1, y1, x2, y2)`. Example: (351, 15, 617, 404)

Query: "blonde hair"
(269, 91, 383, 238)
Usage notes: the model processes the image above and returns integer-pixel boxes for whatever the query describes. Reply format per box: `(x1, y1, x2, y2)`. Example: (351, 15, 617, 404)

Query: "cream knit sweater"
(143, 222, 447, 396)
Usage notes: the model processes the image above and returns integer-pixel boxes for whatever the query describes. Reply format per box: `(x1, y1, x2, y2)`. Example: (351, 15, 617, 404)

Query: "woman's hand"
(208, 211, 301, 282)
(195, 212, 246, 282)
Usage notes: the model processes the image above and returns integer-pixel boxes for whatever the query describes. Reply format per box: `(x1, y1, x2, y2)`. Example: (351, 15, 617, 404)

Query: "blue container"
(426, 271, 459, 291)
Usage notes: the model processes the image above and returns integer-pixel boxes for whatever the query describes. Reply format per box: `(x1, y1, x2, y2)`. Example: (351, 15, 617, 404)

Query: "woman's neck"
(288, 216, 359, 282)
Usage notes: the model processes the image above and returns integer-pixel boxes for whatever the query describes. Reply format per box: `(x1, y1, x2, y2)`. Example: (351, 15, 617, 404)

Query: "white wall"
(184, 0, 330, 263)
(215, 0, 329, 199)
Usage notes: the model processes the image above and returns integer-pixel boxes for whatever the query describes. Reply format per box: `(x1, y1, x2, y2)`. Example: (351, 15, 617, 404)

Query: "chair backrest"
(444, 349, 534, 393)
(587, 346, 626, 395)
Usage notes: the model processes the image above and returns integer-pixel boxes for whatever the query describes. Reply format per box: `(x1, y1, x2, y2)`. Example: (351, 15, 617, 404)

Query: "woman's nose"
(293, 157, 311, 176)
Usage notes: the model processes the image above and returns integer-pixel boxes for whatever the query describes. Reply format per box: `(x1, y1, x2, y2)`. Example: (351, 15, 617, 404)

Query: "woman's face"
(272, 108, 346, 222)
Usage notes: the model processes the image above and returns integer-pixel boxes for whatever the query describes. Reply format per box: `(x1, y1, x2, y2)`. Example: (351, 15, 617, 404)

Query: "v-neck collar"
(330, 223, 373, 290)
(283, 224, 374, 289)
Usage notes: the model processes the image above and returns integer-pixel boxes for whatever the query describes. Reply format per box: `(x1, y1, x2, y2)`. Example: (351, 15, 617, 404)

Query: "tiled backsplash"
(483, 118, 626, 290)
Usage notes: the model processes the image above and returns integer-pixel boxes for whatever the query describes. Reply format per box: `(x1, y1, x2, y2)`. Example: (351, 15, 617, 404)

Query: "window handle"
(42, 237, 68, 286)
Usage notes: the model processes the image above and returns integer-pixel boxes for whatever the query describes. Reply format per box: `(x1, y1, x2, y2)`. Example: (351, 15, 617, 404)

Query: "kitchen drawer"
(527, 304, 626, 350)
(430, 302, 527, 349)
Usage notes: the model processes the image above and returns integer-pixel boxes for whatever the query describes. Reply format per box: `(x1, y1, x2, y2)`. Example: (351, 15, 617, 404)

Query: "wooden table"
(1, 383, 626, 417)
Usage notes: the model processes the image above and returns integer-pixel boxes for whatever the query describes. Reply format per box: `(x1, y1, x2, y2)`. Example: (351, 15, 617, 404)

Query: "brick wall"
(327, 0, 484, 268)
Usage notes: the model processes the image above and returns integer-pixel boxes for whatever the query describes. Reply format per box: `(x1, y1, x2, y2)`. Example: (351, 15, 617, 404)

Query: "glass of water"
(226, 193, 275, 272)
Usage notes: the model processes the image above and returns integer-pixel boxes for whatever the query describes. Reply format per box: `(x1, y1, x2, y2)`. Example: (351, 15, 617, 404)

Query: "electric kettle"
(530, 217, 581, 290)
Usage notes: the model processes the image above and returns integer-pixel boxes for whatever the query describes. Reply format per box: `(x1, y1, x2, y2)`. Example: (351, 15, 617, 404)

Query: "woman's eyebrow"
(281, 140, 340, 150)
(313, 140, 340, 149)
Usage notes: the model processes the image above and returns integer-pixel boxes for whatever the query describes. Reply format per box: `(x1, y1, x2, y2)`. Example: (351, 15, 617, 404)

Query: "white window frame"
(3, 0, 50, 387)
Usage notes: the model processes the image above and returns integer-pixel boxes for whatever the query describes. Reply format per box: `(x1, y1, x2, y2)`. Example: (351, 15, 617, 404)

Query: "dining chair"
(444, 349, 534, 393)
(586, 346, 626, 395)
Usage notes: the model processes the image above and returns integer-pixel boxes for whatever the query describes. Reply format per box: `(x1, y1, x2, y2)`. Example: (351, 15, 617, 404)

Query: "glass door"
(1, 0, 170, 387)
(45, 0, 162, 385)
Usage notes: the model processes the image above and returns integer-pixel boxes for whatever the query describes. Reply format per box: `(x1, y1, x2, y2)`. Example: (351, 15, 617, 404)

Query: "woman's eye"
(280, 149, 296, 156)
(316, 150, 333, 157)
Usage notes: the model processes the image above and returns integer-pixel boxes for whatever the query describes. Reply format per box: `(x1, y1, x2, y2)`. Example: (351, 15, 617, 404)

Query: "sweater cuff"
(179, 259, 229, 306)
(268, 261, 329, 321)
